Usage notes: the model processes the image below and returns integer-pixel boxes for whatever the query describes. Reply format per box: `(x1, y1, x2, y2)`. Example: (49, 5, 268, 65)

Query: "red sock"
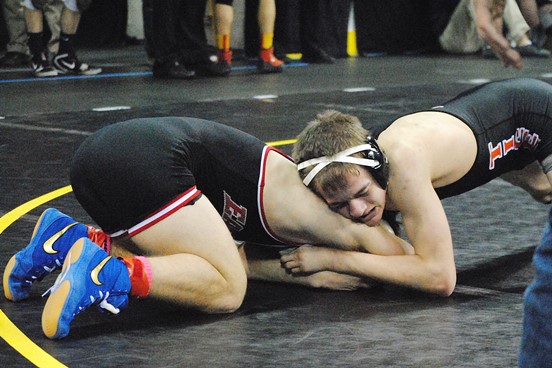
(119, 256, 153, 298)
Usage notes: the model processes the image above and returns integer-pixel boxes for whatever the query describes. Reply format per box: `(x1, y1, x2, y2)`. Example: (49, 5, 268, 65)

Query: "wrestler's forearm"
(247, 257, 370, 290)
(321, 250, 455, 296)
(354, 223, 415, 256)
(247, 257, 298, 283)
(247, 257, 326, 286)
(472, 0, 522, 68)
(477, 21, 510, 53)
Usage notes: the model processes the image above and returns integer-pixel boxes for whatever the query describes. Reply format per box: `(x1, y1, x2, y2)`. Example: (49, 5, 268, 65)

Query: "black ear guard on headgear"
(362, 136, 389, 190)
(297, 136, 390, 190)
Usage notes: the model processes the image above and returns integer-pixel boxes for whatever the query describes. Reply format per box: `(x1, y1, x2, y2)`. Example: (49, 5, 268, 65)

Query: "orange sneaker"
(258, 47, 283, 74)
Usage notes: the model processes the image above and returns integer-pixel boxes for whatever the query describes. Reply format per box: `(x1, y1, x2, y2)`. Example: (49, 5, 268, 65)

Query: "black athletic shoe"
(531, 25, 548, 49)
(31, 52, 58, 78)
(191, 54, 231, 77)
(481, 45, 496, 59)
(53, 53, 102, 75)
(152, 59, 195, 79)
(516, 44, 551, 58)
(0, 52, 30, 67)
(301, 47, 335, 64)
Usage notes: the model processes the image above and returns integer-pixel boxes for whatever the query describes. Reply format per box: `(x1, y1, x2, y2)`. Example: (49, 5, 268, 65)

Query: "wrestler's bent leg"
(131, 195, 247, 313)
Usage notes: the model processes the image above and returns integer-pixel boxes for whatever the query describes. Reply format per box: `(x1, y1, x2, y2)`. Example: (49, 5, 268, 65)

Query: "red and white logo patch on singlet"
(222, 191, 248, 233)
(488, 127, 541, 170)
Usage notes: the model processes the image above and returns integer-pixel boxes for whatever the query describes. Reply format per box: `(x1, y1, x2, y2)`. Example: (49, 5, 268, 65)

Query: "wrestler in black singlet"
(375, 78, 552, 199)
(70, 117, 288, 245)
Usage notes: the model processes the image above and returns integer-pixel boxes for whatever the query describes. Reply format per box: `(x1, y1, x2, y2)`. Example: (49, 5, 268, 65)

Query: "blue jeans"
(519, 207, 552, 367)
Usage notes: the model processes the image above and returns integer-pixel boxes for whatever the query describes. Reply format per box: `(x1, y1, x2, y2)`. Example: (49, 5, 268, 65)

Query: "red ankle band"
(218, 49, 233, 63)
(120, 256, 152, 298)
(86, 225, 111, 254)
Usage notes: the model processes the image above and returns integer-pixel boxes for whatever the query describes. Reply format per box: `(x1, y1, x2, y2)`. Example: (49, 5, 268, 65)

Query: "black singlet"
(373, 78, 552, 199)
(70, 117, 289, 245)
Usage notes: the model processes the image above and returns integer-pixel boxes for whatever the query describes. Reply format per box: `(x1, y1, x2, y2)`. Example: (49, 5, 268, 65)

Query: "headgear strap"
(297, 144, 381, 186)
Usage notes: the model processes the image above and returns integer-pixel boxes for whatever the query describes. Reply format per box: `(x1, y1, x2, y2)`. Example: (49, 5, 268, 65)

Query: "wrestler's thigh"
(131, 195, 245, 280)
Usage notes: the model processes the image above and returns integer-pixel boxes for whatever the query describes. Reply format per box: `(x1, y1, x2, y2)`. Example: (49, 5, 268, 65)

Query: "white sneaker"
(53, 53, 102, 75)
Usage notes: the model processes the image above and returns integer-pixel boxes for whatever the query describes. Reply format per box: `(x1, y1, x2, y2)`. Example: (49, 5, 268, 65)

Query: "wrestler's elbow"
(399, 241, 415, 255)
(433, 278, 456, 297)
(425, 264, 456, 297)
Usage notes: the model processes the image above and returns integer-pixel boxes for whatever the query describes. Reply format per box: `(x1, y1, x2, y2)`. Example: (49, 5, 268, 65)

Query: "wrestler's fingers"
(289, 266, 303, 275)
(280, 259, 299, 270)
(280, 252, 299, 264)
(280, 255, 294, 265)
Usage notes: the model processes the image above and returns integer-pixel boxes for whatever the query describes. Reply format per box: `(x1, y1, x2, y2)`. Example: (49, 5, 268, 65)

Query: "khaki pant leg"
(43, 0, 63, 53)
(2, 0, 30, 54)
(503, 0, 531, 42)
(439, 0, 485, 53)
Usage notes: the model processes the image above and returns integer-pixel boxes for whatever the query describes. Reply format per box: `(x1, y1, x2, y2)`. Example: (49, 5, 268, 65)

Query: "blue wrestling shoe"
(42, 238, 131, 339)
(3, 208, 89, 302)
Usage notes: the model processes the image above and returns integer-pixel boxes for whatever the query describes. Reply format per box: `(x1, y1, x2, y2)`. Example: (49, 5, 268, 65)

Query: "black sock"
(27, 32, 44, 57)
(58, 32, 76, 56)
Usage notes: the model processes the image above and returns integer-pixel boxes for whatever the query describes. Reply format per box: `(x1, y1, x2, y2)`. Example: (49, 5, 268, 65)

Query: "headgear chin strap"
(297, 143, 383, 186)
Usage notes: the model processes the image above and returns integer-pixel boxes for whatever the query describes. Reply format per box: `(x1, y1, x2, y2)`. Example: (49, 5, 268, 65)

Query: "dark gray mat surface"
(1, 46, 550, 367)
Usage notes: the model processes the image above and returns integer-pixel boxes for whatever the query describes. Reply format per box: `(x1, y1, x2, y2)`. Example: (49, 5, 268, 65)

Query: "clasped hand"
(279, 245, 336, 275)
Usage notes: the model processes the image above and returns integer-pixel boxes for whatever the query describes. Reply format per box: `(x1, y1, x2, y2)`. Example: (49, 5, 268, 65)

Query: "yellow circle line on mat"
(267, 138, 297, 147)
(0, 139, 296, 367)
(0, 309, 68, 368)
(0, 185, 72, 368)
(0, 185, 72, 234)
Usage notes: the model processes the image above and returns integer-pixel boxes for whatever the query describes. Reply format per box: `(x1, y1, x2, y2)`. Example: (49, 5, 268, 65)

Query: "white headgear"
(297, 143, 384, 186)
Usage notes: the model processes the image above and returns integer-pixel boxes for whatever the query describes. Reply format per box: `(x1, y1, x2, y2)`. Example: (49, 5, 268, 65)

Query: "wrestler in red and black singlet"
(70, 117, 289, 245)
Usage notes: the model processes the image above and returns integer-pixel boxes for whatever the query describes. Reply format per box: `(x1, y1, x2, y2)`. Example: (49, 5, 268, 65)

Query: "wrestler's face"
(319, 167, 387, 227)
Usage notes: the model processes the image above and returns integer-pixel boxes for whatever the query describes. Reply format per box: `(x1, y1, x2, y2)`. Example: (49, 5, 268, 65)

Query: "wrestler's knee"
(205, 275, 247, 314)
(528, 183, 552, 204)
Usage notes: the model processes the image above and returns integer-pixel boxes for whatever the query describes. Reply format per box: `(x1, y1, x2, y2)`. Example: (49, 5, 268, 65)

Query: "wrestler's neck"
(384, 192, 398, 212)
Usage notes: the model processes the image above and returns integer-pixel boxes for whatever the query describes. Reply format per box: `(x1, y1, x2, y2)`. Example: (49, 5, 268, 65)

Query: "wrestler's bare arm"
(263, 151, 411, 255)
(281, 144, 457, 296)
(473, 0, 522, 69)
(281, 182, 455, 295)
(244, 246, 372, 291)
(273, 182, 412, 254)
